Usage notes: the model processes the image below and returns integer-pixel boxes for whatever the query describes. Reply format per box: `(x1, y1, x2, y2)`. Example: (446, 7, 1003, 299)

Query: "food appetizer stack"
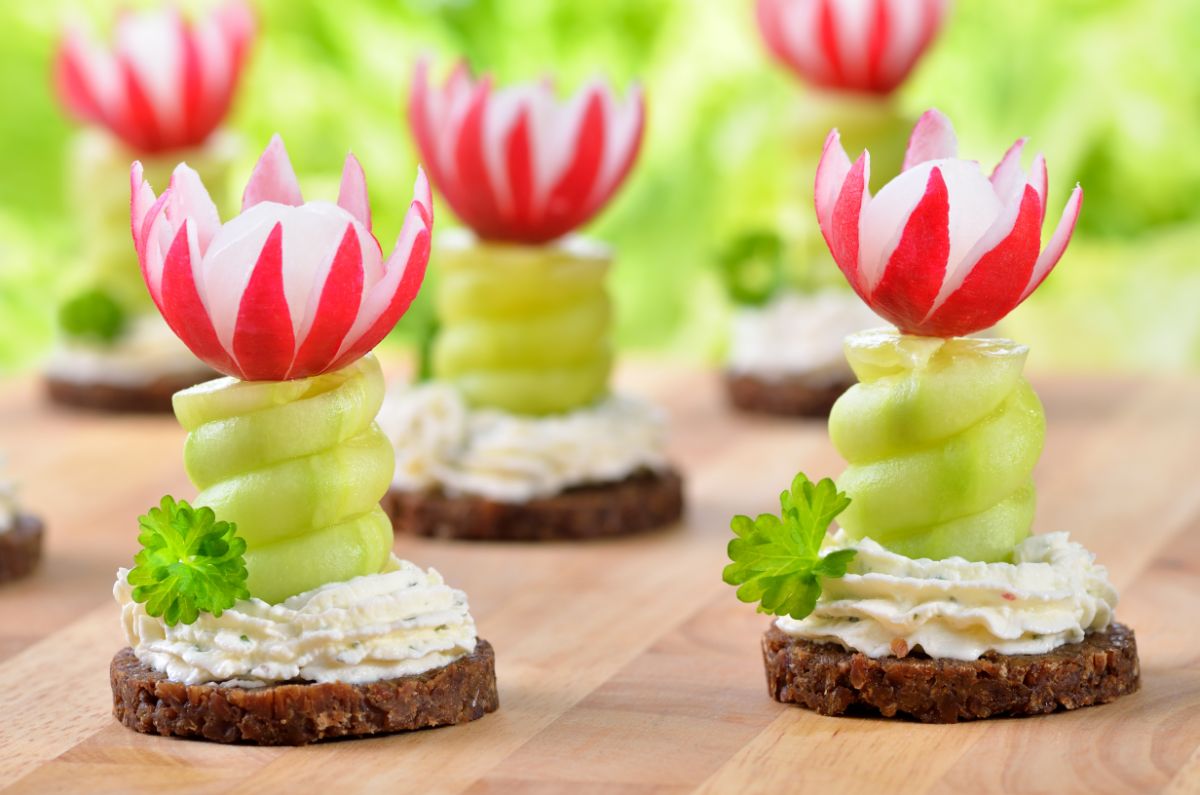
(110, 137, 498, 745)
(376, 60, 683, 541)
(725, 110, 1140, 722)
(47, 1, 253, 411)
(726, 0, 949, 416)
(0, 463, 42, 585)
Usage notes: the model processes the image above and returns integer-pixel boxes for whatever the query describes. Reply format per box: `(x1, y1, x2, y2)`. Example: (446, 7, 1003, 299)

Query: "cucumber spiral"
(829, 330, 1046, 563)
(432, 236, 613, 415)
(174, 355, 395, 603)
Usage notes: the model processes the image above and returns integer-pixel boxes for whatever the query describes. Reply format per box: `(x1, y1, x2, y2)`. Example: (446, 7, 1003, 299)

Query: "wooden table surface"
(0, 362, 1198, 795)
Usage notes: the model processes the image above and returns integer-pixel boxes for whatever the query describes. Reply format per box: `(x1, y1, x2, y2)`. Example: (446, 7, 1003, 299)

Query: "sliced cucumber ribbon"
(829, 331, 1045, 563)
(433, 240, 613, 415)
(174, 355, 394, 603)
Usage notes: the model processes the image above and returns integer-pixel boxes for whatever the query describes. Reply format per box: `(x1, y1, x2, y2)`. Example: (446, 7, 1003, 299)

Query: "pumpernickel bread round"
(45, 370, 214, 413)
(725, 371, 854, 418)
(763, 622, 1139, 723)
(111, 640, 499, 745)
(384, 468, 684, 541)
(0, 514, 43, 584)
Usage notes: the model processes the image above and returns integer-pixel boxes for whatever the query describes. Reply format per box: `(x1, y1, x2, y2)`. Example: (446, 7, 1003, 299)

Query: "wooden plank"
(0, 364, 1197, 794)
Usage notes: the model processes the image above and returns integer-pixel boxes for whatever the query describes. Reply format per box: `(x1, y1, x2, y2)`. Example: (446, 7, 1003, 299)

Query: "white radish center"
(858, 158, 1002, 295)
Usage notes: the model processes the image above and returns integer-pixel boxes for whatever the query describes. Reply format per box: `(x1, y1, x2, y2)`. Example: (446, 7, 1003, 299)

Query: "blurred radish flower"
(756, 0, 948, 95)
(408, 58, 644, 244)
(54, 0, 255, 153)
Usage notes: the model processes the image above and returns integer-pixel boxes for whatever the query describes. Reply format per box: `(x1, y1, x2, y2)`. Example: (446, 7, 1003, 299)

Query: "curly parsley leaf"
(59, 288, 127, 343)
(127, 496, 249, 626)
(717, 230, 784, 306)
(723, 473, 856, 620)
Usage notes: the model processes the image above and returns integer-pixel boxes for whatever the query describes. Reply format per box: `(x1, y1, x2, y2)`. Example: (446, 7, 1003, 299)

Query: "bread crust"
(763, 622, 1139, 723)
(111, 639, 499, 745)
(384, 468, 684, 541)
(725, 372, 854, 418)
(0, 514, 43, 584)
(45, 370, 214, 413)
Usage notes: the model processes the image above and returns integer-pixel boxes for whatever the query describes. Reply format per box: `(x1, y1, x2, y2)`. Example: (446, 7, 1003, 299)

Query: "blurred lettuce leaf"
(0, 0, 1199, 373)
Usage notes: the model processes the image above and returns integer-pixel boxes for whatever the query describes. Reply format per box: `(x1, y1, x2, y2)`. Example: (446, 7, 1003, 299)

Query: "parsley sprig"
(128, 496, 249, 626)
(723, 473, 858, 620)
(717, 230, 784, 306)
(59, 288, 127, 343)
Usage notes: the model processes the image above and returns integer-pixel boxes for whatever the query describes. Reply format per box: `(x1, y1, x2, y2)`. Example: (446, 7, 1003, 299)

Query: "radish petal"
(231, 223, 294, 380)
(902, 108, 957, 171)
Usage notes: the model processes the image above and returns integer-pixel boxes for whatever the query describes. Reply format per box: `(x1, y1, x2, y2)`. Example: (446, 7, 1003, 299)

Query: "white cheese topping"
(115, 556, 478, 686)
(377, 382, 669, 503)
(728, 289, 885, 383)
(776, 531, 1118, 660)
(45, 314, 211, 387)
(0, 477, 16, 534)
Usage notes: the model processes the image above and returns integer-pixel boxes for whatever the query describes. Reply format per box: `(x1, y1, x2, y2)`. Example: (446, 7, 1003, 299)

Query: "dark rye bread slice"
(763, 622, 1139, 723)
(45, 369, 214, 414)
(0, 514, 44, 584)
(111, 639, 499, 745)
(384, 468, 684, 541)
(725, 372, 855, 418)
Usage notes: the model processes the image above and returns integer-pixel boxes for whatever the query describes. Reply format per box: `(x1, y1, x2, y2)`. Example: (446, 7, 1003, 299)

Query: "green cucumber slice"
(194, 424, 394, 546)
(243, 507, 394, 603)
(181, 356, 385, 488)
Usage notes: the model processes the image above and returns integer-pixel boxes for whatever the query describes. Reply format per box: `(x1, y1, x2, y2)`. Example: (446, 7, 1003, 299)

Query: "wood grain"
(0, 363, 1197, 795)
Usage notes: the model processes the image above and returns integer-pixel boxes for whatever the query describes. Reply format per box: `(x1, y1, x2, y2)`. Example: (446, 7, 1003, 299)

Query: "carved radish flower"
(131, 135, 433, 381)
(815, 109, 1082, 338)
(54, 1, 254, 153)
(408, 59, 644, 244)
(756, 0, 949, 95)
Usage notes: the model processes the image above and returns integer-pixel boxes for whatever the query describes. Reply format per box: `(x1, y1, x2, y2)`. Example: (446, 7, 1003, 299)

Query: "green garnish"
(717, 230, 784, 306)
(128, 496, 249, 627)
(723, 473, 858, 620)
(415, 313, 440, 383)
(58, 288, 127, 343)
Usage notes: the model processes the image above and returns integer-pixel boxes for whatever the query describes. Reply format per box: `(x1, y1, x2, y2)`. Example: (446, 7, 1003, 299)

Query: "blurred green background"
(2, 0, 1200, 375)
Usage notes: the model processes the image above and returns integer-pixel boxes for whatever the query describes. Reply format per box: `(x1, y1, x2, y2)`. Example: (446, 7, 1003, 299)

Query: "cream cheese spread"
(46, 314, 211, 388)
(0, 476, 16, 534)
(377, 382, 668, 502)
(728, 289, 884, 384)
(115, 555, 478, 686)
(776, 531, 1118, 660)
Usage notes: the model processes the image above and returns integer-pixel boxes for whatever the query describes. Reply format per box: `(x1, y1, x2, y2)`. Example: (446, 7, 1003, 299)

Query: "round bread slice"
(383, 468, 684, 541)
(45, 369, 214, 414)
(0, 514, 44, 584)
(111, 639, 499, 745)
(763, 622, 1139, 723)
(725, 372, 854, 418)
